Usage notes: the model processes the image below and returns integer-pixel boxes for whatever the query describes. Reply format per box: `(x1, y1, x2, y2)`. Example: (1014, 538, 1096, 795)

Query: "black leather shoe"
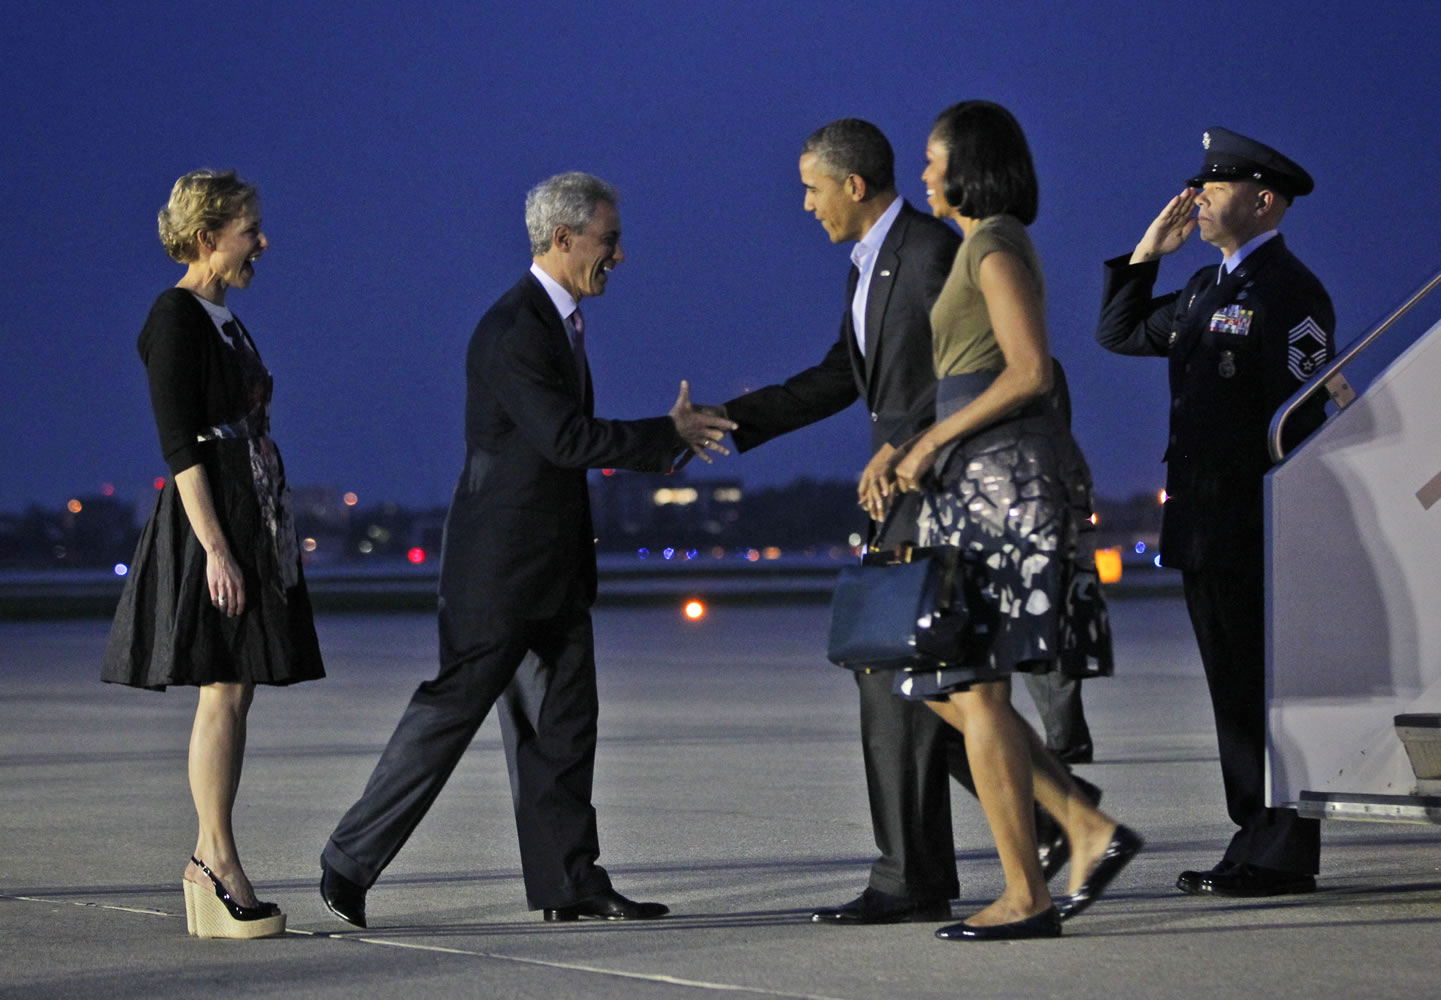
(1053, 824, 1144, 920)
(1176, 860, 1239, 895)
(935, 906, 1061, 941)
(320, 860, 368, 928)
(543, 887, 669, 921)
(1194, 863, 1316, 898)
(1038, 775, 1103, 882)
(811, 887, 951, 924)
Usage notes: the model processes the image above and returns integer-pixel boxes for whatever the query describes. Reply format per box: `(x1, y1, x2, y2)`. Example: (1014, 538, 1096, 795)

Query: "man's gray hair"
(525, 172, 620, 256)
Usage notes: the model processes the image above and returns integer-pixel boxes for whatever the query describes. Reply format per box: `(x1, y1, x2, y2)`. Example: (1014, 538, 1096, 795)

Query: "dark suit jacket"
(724, 201, 959, 455)
(1096, 235, 1334, 570)
(439, 274, 685, 628)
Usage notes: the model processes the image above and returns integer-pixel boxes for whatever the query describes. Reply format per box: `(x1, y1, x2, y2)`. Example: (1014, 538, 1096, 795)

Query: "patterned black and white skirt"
(895, 372, 1113, 701)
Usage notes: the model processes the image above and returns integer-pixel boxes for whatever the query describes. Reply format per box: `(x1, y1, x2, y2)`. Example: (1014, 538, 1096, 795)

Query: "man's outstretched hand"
(670, 380, 738, 464)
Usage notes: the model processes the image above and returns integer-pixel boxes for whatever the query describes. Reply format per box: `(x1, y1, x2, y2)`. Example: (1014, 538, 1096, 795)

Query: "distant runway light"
(1134, 541, 1147, 554)
(408, 547, 426, 565)
(66, 499, 82, 513)
(1153, 554, 1163, 568)
(113, 563, 128, 577)
(683, 599, 706, 621)
(343, 491, 358, 506)
(663, 547, 675, 560)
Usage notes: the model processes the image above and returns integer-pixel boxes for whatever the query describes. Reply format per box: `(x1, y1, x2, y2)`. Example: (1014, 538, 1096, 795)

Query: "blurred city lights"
(1089, 512, 1099, 525)
(66, 499, 82, 513)
(663, 547, 675, 560)
(407, 547, 427, 565)
(653, 487, 699, 506)
(637, 547, 650, 559)
(1158, 490, 1169, 504)
(101, 483, 115, 497)
(683, 599, 706, 621)
(762, 546, 781, 560)
(302, 537, 318, 552)
(113, 563, 128, 577)
(745, 548, 760, 562)
(686, 549, 698, 560)
(1095, 547, 1122, 584)
(1134, 541, 1147, 554)
(712, 487, 742, 502)
(343, 491, 358, 506)
(357, 540, 374, 554)
(1153, 554, 1163, 568)
(601, 469, 615, 476)
(153, 477, 166, 490)
(847, 533, 863, 547)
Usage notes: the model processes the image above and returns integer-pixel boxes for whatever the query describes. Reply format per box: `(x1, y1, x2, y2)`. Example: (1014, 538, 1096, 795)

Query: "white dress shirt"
(849, 196, 903, 354)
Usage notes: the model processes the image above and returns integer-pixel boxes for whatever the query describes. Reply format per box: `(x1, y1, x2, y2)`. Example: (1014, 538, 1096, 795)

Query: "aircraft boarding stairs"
(1267, 268, 1441, 824)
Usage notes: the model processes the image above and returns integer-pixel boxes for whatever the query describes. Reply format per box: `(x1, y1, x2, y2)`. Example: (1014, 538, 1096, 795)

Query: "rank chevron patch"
(1288, 316, 1328, 380)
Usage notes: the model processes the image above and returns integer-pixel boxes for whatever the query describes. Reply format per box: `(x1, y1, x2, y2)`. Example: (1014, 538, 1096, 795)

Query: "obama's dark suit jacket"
(724, 201, 967, 901)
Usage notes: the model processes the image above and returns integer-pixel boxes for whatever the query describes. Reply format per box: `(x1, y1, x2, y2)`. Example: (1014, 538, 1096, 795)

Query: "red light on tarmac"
(683, 599, 706, 621)
(407, 547, 426, 565)
(153, 477, 166, 490)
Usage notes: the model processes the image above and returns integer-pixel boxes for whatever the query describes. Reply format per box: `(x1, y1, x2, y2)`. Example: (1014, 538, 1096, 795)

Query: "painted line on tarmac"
(5, 894, 171, 918)
(3, 896, 848, 999)
(342, 935, 851, 1000)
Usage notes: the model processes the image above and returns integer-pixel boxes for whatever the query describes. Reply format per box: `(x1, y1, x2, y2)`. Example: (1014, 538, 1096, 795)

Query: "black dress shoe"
(1176, 860, 1239, 895)
(811, 887, 951, 925)
(320, 861, 368, 928)
(935, 906, 1061, 941)
(1194, 863, 1316, 898)
(543, 887, 669, 921)
(1038, 775, 1103, 881)
(1053, 824, 1144, 920)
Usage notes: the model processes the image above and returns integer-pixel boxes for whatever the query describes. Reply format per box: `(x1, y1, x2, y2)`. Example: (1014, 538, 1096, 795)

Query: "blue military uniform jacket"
(1096, 234, 1334, 570)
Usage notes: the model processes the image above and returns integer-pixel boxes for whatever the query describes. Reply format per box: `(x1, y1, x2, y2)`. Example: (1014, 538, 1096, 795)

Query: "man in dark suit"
(713, 119, 967, 923)
(319, 171, 735, 926)
(1097, 127, 1334, 897)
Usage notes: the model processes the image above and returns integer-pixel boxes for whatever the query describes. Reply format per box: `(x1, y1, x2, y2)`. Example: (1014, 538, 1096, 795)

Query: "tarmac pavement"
(3, 598, 1440, 999)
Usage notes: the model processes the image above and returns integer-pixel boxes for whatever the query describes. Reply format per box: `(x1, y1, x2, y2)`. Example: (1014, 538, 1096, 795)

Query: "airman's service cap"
(1187, 126, 1314, 199)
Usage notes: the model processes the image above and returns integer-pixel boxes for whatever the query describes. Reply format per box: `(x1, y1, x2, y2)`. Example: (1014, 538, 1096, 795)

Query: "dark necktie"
(570, 307, 588, 398)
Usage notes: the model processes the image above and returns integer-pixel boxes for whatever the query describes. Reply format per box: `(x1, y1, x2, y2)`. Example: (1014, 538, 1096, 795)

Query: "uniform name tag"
(1209, 304, 1254, 336)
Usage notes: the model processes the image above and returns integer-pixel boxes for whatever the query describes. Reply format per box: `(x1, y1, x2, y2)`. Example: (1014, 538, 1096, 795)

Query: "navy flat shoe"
(1054, 824, 1144, 920)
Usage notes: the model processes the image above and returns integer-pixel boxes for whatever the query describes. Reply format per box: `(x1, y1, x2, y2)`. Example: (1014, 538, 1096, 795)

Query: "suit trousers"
(856, 668, 962, 900)
(322, 599, 613, 909)
(1182, 566, 1320, 874)
(1023, 671, 1092, 755)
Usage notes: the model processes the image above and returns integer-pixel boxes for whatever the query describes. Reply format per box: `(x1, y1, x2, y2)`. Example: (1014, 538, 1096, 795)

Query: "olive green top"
(931, 214, 1045, 377)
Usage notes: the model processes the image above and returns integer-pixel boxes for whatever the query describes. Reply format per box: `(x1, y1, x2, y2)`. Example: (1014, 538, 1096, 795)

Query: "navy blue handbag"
(825, 499, 970, 672)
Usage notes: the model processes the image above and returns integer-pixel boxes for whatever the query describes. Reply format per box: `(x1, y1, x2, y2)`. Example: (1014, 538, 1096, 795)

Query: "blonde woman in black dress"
(104, 170, 324, 938)
(870, 102, 1141, 940)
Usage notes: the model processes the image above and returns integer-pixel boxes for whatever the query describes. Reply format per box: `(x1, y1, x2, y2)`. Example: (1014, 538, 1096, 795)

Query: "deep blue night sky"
(5, 1, 1439, 513)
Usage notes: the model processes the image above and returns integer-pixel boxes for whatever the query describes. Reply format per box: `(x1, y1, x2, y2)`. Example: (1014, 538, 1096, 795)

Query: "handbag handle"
(871, 486, 946, 557)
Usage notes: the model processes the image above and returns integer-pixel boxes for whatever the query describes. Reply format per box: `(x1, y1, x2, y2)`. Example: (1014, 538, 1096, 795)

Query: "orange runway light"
(1095, 547, 1123, 584)
(683, 599, 706, 621)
